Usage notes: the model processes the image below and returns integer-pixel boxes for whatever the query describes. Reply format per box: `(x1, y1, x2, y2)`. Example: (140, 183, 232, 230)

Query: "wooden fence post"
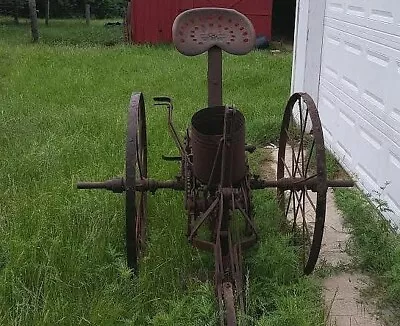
(28, 0, 39, 42)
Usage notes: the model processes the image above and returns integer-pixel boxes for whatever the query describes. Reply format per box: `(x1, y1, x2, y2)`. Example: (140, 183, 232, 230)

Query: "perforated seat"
(172, 8, 256, 56)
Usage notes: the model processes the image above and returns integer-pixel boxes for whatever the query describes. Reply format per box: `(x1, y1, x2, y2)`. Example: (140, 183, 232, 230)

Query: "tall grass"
(0, 18, 325, 325)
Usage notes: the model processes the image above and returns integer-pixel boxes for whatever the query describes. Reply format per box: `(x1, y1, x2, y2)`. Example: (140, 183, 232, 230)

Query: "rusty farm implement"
(77, 8, 354, 325)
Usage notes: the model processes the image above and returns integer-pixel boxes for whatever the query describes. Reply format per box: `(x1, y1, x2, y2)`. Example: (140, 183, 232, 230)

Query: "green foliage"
(90, 0, 126, 19)
(0, 0, 127, 19)
(0, 17, 123, 46)
(49, 0, 127, 19)
(325, 151, 344, 180)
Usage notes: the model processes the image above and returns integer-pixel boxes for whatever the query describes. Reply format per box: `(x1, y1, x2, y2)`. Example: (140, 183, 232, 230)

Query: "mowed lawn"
(0, 19, 325, 325)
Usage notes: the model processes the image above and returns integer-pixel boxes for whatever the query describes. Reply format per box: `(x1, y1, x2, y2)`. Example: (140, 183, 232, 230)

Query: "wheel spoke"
(136, 136, 143, 178)
(285, 127, 297, 148)
(305, 139, 315, 176)
(291, 190, 306, 235)
(285, 127, 297, 176)
(285, 190, 294, 217)
(298, 99, 304, 177)
(292, 189, 297, 234)
(291, 190, 302, 233)
(298, 98, 303, 138)
(305, 187, 317, 212)
(302, 193, 311, 241)
(302, 189, 307, 267)
(300, 104, 307, 177)
(293, 146, 301, 177)
(294, 104, 309, 178)
(280, 157, 293, 178)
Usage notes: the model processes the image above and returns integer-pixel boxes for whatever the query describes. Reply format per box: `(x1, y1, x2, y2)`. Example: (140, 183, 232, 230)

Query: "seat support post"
(208, 46, 222, 107)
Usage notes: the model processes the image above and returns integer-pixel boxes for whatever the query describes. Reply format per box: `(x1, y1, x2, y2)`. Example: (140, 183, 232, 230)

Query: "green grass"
(334, 188, 400, 324)
(323, 147, 400, 323)
(0, 18, 325, 325)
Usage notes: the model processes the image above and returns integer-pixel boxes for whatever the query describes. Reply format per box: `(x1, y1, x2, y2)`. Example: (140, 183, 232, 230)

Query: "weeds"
(333, 188, 400, 324)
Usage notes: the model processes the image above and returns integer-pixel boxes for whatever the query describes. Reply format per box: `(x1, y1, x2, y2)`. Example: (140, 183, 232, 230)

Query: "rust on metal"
(172, 8, 256, 56)
(171, 8, 256, 107)
(154, 96, 185, 156)
(250, 177, 354, 191)
(125, 92, 148, 272)
(76, 8, 356, 326)
(223, 282, 237, 326)
(208, 46, 223, 107)
(277, 92, 328, 275)
(191, 106, 246, 185)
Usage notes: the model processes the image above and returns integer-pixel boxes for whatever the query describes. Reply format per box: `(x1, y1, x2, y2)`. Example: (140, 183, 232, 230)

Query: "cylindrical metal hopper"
(191, 106, 246, 185)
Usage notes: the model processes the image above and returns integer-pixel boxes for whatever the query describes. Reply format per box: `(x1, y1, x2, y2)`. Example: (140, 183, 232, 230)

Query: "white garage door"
(293, 0, 400, 226)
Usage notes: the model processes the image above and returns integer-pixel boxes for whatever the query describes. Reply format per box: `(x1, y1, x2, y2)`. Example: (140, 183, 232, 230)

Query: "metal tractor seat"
(172, 8, 256, 107)
(172, 7, 256, 56)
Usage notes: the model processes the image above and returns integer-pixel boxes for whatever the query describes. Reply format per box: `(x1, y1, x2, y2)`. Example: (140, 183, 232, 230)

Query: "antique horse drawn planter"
(77, 8, 354, 325)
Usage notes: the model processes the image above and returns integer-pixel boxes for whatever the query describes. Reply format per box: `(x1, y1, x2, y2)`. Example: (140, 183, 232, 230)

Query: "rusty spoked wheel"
(126, 92, 148, 272)
(277, 92, 327, 275)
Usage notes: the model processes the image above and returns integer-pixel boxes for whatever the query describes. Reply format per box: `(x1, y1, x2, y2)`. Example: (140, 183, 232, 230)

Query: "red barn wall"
(130, 0, 273, 44)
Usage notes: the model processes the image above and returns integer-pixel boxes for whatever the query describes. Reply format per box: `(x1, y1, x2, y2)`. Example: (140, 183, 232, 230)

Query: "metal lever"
(153, 96, 173, 110)
(76, 177, 125, 193)
(153, 96, 171, 103)
(153, 96, 184, 156)
(162, 155, 182, 161)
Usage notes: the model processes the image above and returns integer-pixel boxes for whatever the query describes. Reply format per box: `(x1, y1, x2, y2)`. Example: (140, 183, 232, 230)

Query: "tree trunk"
(45, 0, 50, 26)
(124, 1, 131, 42)
(85, 4, 90, 25)
(13, 0, 19, 24)
(28, 0, 39, 42)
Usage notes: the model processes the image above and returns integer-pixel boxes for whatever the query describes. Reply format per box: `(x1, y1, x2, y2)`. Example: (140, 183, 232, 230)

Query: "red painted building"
(126, 0, 274, 44)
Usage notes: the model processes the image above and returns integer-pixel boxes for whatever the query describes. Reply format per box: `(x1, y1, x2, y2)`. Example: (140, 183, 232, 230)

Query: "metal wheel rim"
(126, 92, 148, 272)
(277, 92, 327, 275)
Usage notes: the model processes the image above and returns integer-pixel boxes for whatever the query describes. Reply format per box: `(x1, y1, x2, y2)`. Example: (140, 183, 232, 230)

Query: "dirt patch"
(257, 146, 276, 180)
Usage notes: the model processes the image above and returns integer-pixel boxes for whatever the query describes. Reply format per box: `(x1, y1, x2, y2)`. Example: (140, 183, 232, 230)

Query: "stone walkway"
(320, 189, 383, 326)
(324, 273, 382, 325)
